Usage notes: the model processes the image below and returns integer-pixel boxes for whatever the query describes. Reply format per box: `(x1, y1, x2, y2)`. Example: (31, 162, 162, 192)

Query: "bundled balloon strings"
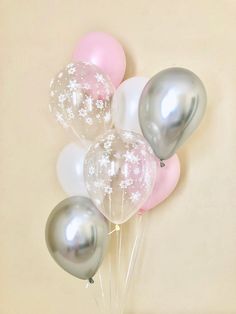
(45, 31, 207, 314)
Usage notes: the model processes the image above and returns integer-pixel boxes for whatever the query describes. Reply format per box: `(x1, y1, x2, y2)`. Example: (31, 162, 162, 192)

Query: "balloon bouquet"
(45, 32, 207, 313)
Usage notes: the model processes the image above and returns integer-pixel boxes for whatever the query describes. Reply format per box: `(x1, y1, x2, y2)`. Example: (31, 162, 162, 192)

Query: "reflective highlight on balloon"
(56, 143, 89, 197)
(72, 32, 126, 87)
(84, 130, 157, 224)
(45, 196, 109, 281)
(140, 154, 180, 212)
(139, 68, 207, 160)
(112, 77, 149, 134)
(49, 61, 114, 143)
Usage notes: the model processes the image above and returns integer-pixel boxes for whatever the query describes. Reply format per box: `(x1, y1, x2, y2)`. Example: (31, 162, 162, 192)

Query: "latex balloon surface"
(45, 196, 109, 281)
(56, 143, 89, 197)
(139, 67, 207, 160)
(112, 77, 149, 134)
(141, 154, 180, 212)
(72, 32, 126, 87)
(84, 130, 157, 224)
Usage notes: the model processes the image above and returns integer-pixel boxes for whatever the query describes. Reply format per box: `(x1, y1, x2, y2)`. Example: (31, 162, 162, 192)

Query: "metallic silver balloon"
(139, 67, 207, 161)
(45, 196, 109, 281)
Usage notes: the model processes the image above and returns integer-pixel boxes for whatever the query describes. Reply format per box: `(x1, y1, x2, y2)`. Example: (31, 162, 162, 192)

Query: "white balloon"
(112, 76, 149, 134)
(56, 143, 89, 197)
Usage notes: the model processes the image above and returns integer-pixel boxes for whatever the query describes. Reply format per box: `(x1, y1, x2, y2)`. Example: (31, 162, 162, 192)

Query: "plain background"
(1, 0, 236, 313)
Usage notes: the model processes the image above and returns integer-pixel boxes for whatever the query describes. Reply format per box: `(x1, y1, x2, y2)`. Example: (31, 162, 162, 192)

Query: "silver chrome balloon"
(45, 196, 109, 281)
(139, 67, 207, 161)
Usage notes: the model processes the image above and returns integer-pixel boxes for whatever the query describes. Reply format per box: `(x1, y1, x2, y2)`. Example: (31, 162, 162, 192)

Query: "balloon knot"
(115, 224, 120, 231)
(89, 277, 94, 284)
(108, 224, 120, 235)
(160, 160, 165, 167)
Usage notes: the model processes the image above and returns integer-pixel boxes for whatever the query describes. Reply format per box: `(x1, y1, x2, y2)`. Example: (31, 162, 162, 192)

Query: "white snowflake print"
(84, 95, 93, 109)
(58, 102, 64, 109)
(104, 141, 112, 150)
(68, 80, 79, 91)
(96, 114, 101, 119)
(107, 134, 115, 141)
(94, 179, 104, 188)
(50, 90, 55, 97)
(96, 100, 104, 109)
(86, 117, 93, 125)
(88, 166, 95, 175)
(133, 167, 140, 175)
(67, 63, 74, 69)
(130, 191, 141, 203)
(119, 179, 133, 189)
(55, 112, 64, 123)
(99, 155, 110, 167)
(66, 107, 75, 119)
(58, 94, 66, 103)
(104, 186, 112, 195)
(58, 72, 63, 78)
(95, 73, 105, 84)
(78, 108, 87, 118)
(56, 112, 69, 128)
(123, 151, 140, 164)
(68, 67, 76, 75)
(123, 131, 134, 140)
(104, 112, 111, 123)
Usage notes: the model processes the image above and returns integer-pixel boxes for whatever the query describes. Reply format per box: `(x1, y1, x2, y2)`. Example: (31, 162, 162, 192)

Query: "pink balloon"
(72, 32, 126, 87)
(140, 154, 181, 213)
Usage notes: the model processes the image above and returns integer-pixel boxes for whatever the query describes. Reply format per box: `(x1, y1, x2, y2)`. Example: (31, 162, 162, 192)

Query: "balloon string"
(98, 269, 106, 313)
(121, 214, 146, 313)
(85, 278, 103, 314)
(108, 221, 113, 313)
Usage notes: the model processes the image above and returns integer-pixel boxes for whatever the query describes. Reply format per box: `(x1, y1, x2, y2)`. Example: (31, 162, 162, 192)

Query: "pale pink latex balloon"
(72, 32, 126, 87)
(140, 154, 181, 213)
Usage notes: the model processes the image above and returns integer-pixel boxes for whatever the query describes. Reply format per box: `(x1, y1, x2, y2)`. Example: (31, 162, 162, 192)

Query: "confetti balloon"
(49, 61, 114, 143)
(84, 130, 157, 224)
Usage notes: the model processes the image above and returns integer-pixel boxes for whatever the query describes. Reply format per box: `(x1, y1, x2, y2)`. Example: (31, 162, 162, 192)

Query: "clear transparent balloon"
(84, 130, 157, 224)
(49, 61, 114, 143)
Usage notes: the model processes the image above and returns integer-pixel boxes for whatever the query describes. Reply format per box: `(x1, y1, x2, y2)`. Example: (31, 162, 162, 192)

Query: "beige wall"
(1, 0, 236, 313)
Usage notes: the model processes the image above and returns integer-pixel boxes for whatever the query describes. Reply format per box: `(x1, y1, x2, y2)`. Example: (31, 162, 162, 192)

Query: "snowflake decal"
(86, 117, 93, 125)
(67, 80, 79, 91)
(123, 151, 140, 164)
(50, 61, 114, 147)
(96, 100, 104, 109)
(88, 166, 95, 175)
(68, 67, 76, 75)
(95, 73, 105, 83)
(99, 155, 110, 167)
(104, 186, 112, 194)
(130, 192, 141, 203)
(78, 108, 87, 118)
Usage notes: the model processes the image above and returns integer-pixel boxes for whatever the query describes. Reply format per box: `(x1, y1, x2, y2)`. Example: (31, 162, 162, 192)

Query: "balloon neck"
(160, 160, 165, 167)
(88, 277, 94, 284)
